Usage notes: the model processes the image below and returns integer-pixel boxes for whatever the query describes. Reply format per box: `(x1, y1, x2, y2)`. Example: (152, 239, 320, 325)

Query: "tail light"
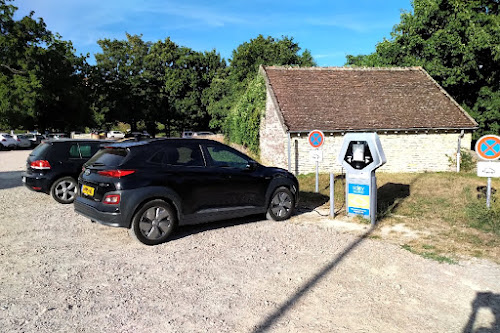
(97, 170, 136, 178)
(31, 160, 51, 170)
(103, 194, 120, 204)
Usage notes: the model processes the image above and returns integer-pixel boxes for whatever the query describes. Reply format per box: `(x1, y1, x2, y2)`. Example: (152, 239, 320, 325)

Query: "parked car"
(181, 131, 194, 138)
(46, 133, 68, 140)
(193, 131, 215, 137)
(124, 132, 151, 140)
(0, 133, 18, 150)
(74, 139, 299, 245)
(22, 133, 45, 147)
(12, 134, 32, 149)
(22, 139, 105, 204)
(107, 131, 125, 139)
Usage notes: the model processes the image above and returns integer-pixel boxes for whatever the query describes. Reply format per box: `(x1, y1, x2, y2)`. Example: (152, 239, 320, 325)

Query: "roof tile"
(263, 66, 478, 132)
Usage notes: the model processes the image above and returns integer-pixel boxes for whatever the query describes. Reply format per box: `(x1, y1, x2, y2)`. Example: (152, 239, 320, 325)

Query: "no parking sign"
(308, 130, 324, 148)
(475, 135, 500, 161)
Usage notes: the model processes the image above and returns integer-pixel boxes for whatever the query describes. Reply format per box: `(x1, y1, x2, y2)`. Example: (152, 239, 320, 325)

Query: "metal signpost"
(337, 133, 386, 226)
(308, 130, 324, 193)
(475, 135, 500, 208)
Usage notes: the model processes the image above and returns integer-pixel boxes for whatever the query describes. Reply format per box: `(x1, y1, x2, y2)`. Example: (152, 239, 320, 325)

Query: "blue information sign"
(347, 183, 370, 216)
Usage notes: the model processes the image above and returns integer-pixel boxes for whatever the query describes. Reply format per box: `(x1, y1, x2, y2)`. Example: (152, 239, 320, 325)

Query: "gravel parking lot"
(1, 149, 499, 332)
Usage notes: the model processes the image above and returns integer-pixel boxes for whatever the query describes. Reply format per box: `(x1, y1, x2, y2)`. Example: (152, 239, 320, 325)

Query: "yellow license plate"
(82, 184, 95, 197)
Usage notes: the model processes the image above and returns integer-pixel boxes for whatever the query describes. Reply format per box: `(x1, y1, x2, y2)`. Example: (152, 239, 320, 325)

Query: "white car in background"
(106, 130, 125, 139)
(0, 133, 18, 150)
(12, 134, 31, 149)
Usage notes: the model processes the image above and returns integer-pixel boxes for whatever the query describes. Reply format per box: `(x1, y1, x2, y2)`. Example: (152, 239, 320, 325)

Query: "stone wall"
(259, 89, 288, 167)
(281, 131, 473, 174)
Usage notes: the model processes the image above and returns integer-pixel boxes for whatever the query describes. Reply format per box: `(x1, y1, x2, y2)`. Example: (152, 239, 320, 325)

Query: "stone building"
(259, 66, 478, 174)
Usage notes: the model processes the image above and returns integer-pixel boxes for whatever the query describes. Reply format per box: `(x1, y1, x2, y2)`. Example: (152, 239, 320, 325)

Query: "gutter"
(286, 127, 478, 135)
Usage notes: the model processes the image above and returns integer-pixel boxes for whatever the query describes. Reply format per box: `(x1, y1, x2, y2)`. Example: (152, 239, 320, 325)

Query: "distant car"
(181, 131, 194, 138)
(22, 133, 45, 147)
(124, 132, 151, 140)
(74, 138, 299, 245)
(0, 133, 18, 150)
(22, 139, 105, 204)
(193, 131, 215, 137)
(107, 131, 125, 139)
(46, 133, 68, 140)
(12, 134, 31, 149)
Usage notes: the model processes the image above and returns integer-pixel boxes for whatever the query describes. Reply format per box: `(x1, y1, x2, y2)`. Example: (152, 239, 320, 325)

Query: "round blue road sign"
(308, 130, 325, 148)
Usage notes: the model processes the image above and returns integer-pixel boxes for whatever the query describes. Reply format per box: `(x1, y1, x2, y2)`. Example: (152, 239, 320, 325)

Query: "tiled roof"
(262, 66, 478, 132)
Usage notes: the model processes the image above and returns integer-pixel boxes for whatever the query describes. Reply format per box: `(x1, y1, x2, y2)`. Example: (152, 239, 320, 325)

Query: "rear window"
(30, 142, 51, 158)
(86, 148, 128, 167)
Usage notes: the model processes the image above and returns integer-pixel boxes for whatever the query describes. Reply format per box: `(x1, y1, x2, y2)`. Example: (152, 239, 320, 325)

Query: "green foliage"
(92, 35, 226, 135)
(206, 34, 316, 134)
(346, 0, 500, 138)
(0, 0, 90, 132)
(465, 200, 500, 235)
(447, 149, 475, 172)
(225, 75, 266, 154)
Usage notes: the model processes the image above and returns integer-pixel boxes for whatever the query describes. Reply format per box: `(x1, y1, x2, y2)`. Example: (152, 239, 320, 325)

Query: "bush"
(447, 149, 475, 172)
(224, 74, 266, 154)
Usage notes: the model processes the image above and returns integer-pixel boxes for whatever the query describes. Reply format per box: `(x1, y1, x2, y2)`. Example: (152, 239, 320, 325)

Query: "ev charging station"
(337, 133, 387, 225)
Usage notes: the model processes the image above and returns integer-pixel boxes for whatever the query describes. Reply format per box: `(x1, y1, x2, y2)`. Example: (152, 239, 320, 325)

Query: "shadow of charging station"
(337, 133, 386, 225)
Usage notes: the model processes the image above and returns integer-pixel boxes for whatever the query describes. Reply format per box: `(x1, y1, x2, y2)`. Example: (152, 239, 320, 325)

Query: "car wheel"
(129, 200, 176, 245)
(50, 176, 77, 204)
(266, 187, 295, 221)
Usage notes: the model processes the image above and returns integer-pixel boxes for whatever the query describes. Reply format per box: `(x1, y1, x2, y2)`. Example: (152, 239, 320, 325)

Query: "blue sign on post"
(347, 184, 370, 216)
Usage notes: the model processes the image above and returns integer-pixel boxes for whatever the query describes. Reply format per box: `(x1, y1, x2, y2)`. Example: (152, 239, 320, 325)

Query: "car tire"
(50, 176, 77, 204)
(266, 186, 295, 221)
(129, 200, 176, 246)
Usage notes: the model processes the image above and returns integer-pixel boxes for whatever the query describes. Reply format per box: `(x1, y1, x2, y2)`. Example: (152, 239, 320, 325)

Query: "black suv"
(74, 139, 299, 245)
(22, 139, 105, 204)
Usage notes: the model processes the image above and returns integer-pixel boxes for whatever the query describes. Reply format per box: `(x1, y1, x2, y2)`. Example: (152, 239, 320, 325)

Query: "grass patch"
(401, 244, 458, 264)
(298, 172, 500, 263)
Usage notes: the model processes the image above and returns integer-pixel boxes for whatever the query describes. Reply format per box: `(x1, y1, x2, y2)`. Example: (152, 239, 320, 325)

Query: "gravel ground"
(1, 149, 499, 332)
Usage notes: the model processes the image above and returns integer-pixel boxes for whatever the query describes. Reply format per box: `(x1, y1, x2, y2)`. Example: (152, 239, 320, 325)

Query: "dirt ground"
(0, 149, 499, 332)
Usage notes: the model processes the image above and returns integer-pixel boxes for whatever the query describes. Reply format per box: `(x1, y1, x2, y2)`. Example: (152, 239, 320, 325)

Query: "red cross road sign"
(308, 130, 325, 148)
(475, 135, 500, 161)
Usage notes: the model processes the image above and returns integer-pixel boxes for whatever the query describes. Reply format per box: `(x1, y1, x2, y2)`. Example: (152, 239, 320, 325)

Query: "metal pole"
(330, 173, 334, 217)
(487, 177, 492, 209)
(315, 161, 319, 193)
(371, 172, 377, 226)
(287, 132, 291, 172)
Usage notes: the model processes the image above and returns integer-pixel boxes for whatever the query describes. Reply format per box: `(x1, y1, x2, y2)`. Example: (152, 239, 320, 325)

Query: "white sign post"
(308, 130, 325, 193)
(477, 161, 500, 208)
(475, 135, 500, 208)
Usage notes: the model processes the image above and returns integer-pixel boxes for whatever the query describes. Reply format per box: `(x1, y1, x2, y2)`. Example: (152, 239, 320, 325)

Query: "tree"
(94, 34, 152, 131)
(94, 35, 226, 136)
(206, 35, 316, 132)
(0, 0, 90, 132)
(346, 0, 500, 137)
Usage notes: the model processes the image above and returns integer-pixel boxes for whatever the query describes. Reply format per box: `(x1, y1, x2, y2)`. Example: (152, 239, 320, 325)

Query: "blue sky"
(13, 0, 412, 66)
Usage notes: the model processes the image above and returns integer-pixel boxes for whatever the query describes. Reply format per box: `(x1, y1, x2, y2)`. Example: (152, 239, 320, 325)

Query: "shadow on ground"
(463, 291, 500, 333)
(377, 182, 411, 219)
(171, 214, 267, 241)
(252, 227, 374, 332)
(0, 171, 24, 190)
